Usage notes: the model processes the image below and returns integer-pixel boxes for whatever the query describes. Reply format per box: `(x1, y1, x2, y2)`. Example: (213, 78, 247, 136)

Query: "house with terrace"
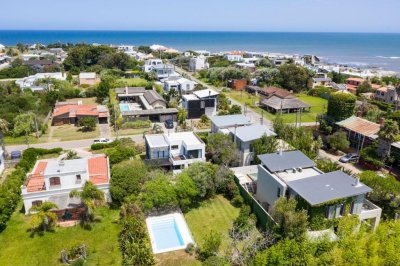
(116, 87, 177, 122)
(21, 155, 111, 217)
(51, 102, 109, 126)
(181, 88, 219, 119)
(145, 131, 205, 174)
(233, 151, 382, 231)
(162, 76, 197, 94)
(142, 59, 178, 79)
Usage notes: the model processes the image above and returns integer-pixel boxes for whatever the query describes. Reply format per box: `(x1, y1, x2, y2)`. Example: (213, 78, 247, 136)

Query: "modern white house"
(229, 124, 276, 166)
(142, 59, 163, 72)
(15, 72, 66, 91)
(224, 52, 244, 62)
(250, 151, 382, 230)
(21, 155, 111, 215)
(162, 76, 197, 94)
(210, 114, 252, 133)
(145, 132, 206, 174)
(189, 55, 209, 72)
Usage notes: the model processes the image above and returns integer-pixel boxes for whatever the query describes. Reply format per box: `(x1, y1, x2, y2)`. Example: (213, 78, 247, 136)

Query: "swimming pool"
(146, 213, 194, 254)
(119, 103, 130, 112)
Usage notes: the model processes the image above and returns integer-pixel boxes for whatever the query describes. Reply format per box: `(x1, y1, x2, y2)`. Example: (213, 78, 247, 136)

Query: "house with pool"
(145, 131, 206, 174)
(232, 150, 382, 231)
(116, 87, 178, 122)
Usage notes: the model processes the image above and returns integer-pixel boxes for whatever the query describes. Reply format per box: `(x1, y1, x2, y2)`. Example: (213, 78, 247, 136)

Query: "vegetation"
(206, 133, 238, 166)
(252, 135, 279, 164)
(77, 116, 97, 132)
(29, 202, 59, 233)
(327, 92, 356, 121)
(276, 64, 311, 93)
(327, 131, 350, 152)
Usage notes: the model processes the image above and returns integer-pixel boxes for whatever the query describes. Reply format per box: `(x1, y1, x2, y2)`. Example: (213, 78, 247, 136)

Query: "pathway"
(318, 149, 364, 174)
(99, 123, 111, 138)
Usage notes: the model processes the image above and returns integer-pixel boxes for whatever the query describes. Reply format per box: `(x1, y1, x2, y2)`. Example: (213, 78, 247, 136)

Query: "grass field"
(185, 195, 240, 252)
(116, 78, 149, 87)
(225, 90, 327, 123)
(113, 127, 149, 137)
(51, 124, 100, 142)
(0, 207, 121, 266)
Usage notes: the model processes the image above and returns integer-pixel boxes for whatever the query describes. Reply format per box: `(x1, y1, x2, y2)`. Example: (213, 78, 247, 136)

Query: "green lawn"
(185, 195, 240, 252)
(66, 97, 98, 105)
(51, 124, 100, 142)
(113, 127, 149, 137)
(225, 90, 327, 123)
(0, 207, 121, 266)
(116, 78, 149, 87)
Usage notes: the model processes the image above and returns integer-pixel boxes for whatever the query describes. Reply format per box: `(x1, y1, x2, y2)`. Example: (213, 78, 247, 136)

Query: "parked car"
(93, 138, 112, 144)
(10, 150, 22, 159)
(339, 153, 359, 163)
(164, 119, 174, 129)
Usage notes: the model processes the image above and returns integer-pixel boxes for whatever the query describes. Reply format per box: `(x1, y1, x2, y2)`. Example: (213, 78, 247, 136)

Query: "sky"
(0, 0, 399, 32)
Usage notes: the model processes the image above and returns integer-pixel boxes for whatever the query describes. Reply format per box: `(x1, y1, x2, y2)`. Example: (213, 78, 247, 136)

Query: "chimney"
(353, 177, 360, 187)
(379, 118, 385, 126)
(279, 149, 283, 156)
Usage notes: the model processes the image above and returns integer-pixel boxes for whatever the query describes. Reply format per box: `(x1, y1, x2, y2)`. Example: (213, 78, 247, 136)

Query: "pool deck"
(146, 212, 194, 254)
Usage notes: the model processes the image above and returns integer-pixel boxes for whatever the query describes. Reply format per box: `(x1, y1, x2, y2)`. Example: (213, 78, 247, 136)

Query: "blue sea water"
(1, 30, 400, 71)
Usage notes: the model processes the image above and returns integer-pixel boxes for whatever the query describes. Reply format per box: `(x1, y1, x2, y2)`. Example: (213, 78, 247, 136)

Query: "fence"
(234, 177, 276, 230)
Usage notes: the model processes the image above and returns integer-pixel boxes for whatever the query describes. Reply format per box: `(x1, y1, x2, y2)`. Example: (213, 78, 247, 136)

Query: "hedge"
(91, 141, 119, 150)
(121, 120, 151, 129)
(0, 147, 63, 232)
(327, 93, 356, 122)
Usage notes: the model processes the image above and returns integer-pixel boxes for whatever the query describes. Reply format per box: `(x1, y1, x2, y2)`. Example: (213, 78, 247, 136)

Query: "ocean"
(1, 30, 400, 72)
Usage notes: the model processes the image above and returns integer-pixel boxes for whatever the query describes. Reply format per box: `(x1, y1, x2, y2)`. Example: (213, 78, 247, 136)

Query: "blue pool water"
(150, 218, 184, 251)
(119, 104, 130, 112)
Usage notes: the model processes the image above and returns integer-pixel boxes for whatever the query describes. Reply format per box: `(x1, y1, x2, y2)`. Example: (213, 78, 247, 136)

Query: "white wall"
(256, 165, 287, 212)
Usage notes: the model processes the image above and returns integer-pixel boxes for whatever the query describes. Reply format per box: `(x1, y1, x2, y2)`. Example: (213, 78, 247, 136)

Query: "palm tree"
(29, 202, 58, 232)
(378, 119, 400, 160)
(69, 181, 105, 222)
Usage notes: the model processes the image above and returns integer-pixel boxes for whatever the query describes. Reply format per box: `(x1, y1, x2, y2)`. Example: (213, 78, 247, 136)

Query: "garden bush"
(90, 141, 119, 150)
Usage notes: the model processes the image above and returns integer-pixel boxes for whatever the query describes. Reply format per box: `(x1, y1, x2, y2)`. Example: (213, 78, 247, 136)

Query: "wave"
(376, 56, 400, 60)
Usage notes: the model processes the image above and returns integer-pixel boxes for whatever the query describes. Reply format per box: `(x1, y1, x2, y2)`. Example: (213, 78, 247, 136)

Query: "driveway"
(99, 123, 111, 138)
(318, 149, 364, 174)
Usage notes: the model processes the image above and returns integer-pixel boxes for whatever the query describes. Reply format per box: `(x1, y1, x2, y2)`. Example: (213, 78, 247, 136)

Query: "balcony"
(359, 199, 382, 221)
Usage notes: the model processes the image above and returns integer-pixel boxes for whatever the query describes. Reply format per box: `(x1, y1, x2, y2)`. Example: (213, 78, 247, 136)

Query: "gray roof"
(258, 151, 316, 173)
(115, 87, 147, 95)
(210, 114, 252, 128)
(145, 135, 168, 148)
(121, 108, 178, 116)
(313, 77, 332, 82)
(231, 124, 276, 142)
(44, 158, 87, 176)
(143, 90, 166, 105)
(287, 171, 372, 205)
(261, 96, 310, 110)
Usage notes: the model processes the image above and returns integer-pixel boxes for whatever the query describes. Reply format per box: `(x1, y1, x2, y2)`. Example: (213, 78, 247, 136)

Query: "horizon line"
(0, 29, 400, 34)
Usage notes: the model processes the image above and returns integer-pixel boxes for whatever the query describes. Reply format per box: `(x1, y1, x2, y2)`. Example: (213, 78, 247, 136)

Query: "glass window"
(49, 177, 61, 186)
(32, 200, 43, 207)
(200, 101, 205, 108)
(277, 187, 281, 198)
(171, 145, 179, 150)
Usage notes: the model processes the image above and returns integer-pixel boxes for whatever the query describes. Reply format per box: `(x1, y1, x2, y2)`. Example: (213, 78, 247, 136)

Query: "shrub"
(327, 93, 356, 121)
(77, 117, 97, 132)
(327, 131, 350, 152)
(307, 86, 332, 99)
(198, 230, 222, 260)
(360, 145, 385, 169)
(120, 120, 151, 129)
(90, 141, 119, 150)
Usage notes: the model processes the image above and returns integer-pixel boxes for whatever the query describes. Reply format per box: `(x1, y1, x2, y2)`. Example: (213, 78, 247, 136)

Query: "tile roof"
(26, 161, 47, 192)
(347, 77, 365, 83)
(262, 87, 294, 99)
(88, 156, 109, 185)
(336, 116, 380, 137)
(143, 90, 166, 105)
(52, 104, 109, 118)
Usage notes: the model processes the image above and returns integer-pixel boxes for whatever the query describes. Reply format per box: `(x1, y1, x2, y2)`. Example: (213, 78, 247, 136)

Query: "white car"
(93, 138, 112, 144)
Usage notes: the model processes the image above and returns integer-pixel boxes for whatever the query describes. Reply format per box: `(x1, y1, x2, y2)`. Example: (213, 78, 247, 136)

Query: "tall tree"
(378, 119, 399, 160)
(253, 135, 279, 164)
(206, 133, 238, 166)
(327, 93, 356, 121)
(13, 113, 34, 146)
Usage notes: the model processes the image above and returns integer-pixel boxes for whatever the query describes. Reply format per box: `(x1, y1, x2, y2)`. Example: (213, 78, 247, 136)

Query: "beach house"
(145, 132, 206, 174)
(51, 102, 109, 126)
(21, 155, 111, 216)
(210, 114, 252, 133)
(181, 88, 219, 119)
(162, 76, 197, 94)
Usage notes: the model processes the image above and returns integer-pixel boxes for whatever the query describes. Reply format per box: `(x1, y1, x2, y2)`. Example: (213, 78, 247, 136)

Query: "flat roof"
(230, 124, 276, 142)
(193, 88, 219, 98)
(121, 108, 178, 116)
(44, 159, 87, 176)
(258, 151, 316, 173)
(166, 131, 203, 146)
(287, 171, 372, 205)
(145, 135, 168, 148)
(210, 114, 251, 128)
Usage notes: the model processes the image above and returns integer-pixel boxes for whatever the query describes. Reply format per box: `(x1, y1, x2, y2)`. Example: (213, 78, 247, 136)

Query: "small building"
(145, 132, 206, 174)
(189, 56, 209, 72)
(336, 116, 381, 150)
(254, 151, 381, 230)
(229, 124, 276, 166)
(15, 72, 66, 91)
(116, 87, 177, 122)
(162, 76, 197, 94)
(374, 86, 399, 106)
(21, 155, 111, 216)
(210, 114, 252, 133)
(228, 79, 247, 91)
(259, 87, 311, 114)
(51, 103, 109, 126)
(79, 72, 100, 86)
(181, 89, 219, 119)
(235, 62, 256, 72)
(23, 59, 58, 71)
(311, 77, 332, 88)
(302, 55, 320, 65)
(224, 51, 244, 62)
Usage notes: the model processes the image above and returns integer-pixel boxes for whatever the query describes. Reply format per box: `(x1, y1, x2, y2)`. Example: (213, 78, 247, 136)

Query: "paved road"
(5, 134, 145, 153)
